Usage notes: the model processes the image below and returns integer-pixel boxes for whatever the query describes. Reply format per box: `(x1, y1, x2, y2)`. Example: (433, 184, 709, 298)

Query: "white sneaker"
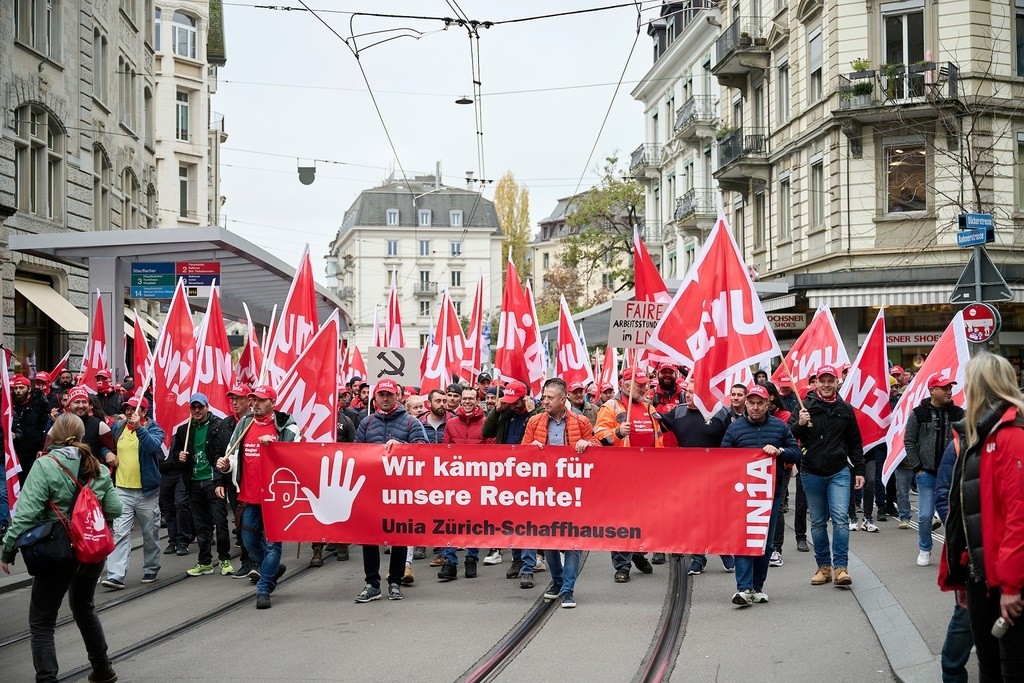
(848, 521, 859, 531)
(535, 556, 547, 572)
(768, 551, 783, 567)
(862, 521, 880, 533)
(731, 589, 755, 607)
(751, 589, 769, 604)
(482, 550, 502, 565)
(916, 550, 931, 567)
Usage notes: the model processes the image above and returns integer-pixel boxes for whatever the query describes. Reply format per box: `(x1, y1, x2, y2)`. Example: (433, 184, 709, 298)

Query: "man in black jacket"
(10, 375, 50, 484)
(789, 365, 865, 588)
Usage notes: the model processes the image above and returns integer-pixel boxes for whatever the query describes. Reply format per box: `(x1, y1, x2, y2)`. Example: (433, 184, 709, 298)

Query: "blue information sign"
(956, 229, 989, 248)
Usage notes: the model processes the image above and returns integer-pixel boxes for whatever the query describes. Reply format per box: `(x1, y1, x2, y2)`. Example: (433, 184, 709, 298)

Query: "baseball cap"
(621, 368, 649, 384)
(477, 372, 492, 382)
(249, 385, 278, 401)
(816, 365, 839, 379)
(500, 380, 528, 404)
(601, 382, 615, 392)
(34, 371, 51, 383)
(568, 380, 587, 391)
(657, 362, 677, 373)
(928, 374, 957, 390)
(446, 383, 464, 394)
(189, 392, 209, 407)
(125, 394, 150, 410)
(95, 370, 111, 379)
(485, 386, 498, 396)
(586, 385, 598, 396)
(375, 379, 399, 395)
(226, 383, 251, 398)
(10, 375, 30, 387)
(890, 365, 905, 376)
(66, 386, 90, 402)
(746, 385, 770, 400)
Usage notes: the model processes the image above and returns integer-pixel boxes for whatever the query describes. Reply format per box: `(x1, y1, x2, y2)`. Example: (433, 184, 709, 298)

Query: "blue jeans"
(873, 455, 888, 516)
(511, 548, 537, 574)
(442, 547, 479, 564)
(544, 549, 582, 595)
(894, 468, 914, 522)
(736, 488, 783, 591)
(914, 471, 936, 551)
(241, 505, 282, 597)
(801, 468, 852, 569)
(687, 554, 735, 570)
(940, 602, 972, 683)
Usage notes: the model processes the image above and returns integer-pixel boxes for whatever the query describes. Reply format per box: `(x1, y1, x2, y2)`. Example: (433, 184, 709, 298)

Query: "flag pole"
(779, 356, 812, 427)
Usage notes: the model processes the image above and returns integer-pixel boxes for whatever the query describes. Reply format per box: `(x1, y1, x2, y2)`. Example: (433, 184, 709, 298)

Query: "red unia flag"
(80, 290, 110, 391)
(265, 246, 319, 388)
(633, 226, 671, 303)
(350, 347, 367, 381)
(494, 259, 532, 386)
(648, 215, 780, 419)
(839, 308, 892, 451)
(152, 280, 196, 450)
(192, 286, 233, 419)
(598, 346, 619, 392)
(49, 350, 71, 380)
(883, 310, 969, 483)
(522, 281, 546, 395)
(385, 278, 405, 348)
(236, 303, 263, 389)
(556, 295, 594, 388)
(770, 304, 850, 389)
(1, 349, 22, 513)
(461, 274, 485, 383)
(132, 313, 151, 382)
(277, 311, 340, 443)
(421, 290, 466, 394)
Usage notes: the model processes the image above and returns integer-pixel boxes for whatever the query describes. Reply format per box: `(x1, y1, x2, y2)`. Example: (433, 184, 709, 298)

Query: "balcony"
(711, 17, 770, 90)
(674, 95, 718, 144)
(834, 61, 958, 120)
(713, 127, 769, 194)
(629, 143, 662, 181)
(414, 281, 437, 297)
(637, 220, 662, 245)
(674, 188, 717, 237)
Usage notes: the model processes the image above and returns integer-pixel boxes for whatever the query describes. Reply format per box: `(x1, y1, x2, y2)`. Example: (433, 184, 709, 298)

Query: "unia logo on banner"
(155, 332, 193, 408)
(686, 290, 769, 360)
(739, 456, 775, 551)
(194, 346, 232, 390)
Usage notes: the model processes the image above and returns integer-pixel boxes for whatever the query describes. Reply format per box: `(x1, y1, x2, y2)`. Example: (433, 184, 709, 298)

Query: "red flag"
(461, 274, 485, 382)
(839, 308, 893, 452)
(80, 290, 110, 391)
(132, 312, 151, 383)
(385, 278, 405, 348)
(350, 347, 367, 381)
(421, 290, 466, 394)
(555, 295, 595, 388)
(770, 304, 850, 390)
(192, 286, 233, 419)
(265, 246, 319, 388)
(372, 308, 383, 348)
(648, 215, 780, 419)
(883, 311, 969, 483)
(494, 260, 531, 386)
(633, 226, 671, 303)
(277, 312, 340, 443)
(49, 350, 71, 379)
(1, 348, 22, 513)
(522, 281, 546, 395)
(153, 280, 196, 450)
(236, 303, 263, 389)
(598, 346, 619, 392)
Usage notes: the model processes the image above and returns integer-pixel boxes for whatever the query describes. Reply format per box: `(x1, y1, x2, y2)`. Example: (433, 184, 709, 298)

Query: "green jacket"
(2, 446, 123, 563)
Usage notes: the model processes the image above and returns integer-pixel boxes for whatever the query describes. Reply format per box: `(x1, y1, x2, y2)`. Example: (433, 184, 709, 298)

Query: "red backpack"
(48, 456, 116, 564)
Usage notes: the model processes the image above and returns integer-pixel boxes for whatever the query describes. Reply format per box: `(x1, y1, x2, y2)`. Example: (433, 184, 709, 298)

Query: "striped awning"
(761, 293, 798, 312)
(806, 285, 1024, 308)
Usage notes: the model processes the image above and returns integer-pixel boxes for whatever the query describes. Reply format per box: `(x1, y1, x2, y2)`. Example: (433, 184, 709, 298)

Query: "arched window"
(171, 11, 197, 59)
(93, 145, 111, 230)
(14, 104, 64, 219)
(121, 169, 141, 229)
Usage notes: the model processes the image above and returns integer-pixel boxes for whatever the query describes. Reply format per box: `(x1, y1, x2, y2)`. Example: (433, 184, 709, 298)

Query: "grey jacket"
(904, 399, 966, 474)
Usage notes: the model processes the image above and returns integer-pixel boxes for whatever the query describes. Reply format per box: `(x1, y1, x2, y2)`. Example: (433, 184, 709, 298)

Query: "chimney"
(435, 161, 441, 190)
(466, 171, 475, 189)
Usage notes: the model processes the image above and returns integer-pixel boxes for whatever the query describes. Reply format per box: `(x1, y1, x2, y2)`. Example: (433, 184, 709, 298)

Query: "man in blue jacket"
(101, 395, 167, 589)
(722, 385, 801, 606)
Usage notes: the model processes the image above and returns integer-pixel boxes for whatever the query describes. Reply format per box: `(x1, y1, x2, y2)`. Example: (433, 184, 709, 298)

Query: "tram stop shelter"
(9, 226, 350, 381)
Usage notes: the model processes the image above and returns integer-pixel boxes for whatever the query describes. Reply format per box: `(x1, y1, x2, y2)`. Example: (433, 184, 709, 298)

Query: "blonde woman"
(1, 413, 123, 683)
(940, 352, 1024, 680)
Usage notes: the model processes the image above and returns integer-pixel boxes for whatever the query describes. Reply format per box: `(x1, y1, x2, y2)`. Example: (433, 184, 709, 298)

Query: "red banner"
(258, 443, 775, 555)
(839, 308, 892, 451)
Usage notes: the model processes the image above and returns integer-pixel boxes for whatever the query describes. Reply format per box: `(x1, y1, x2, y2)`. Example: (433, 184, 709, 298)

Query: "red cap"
(746, 385, 770, 400)
(125, 395, 150, 410)
(249, 385, 278, 401)
(34, 371, 51, 383)
(927, 374, 957, 390)
(500, 380, 528, 404)
(657, 363, 677, 373)
(374, 379, 399, 395)
(586, 385, 598, 396)
(621, 368, 649, 384)
(10, 375, 30, 387)
(890, 366, 905, 376)
(568, 380, 587, 391)
(816, 365, 839, 379)
(95, 369, 111, 379)
(226, 383, 251, 398)
(66, 386, 90, 403)
(601, 382, 615, 392)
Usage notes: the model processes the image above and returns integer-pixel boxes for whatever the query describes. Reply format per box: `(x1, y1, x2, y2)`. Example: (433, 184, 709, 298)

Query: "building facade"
(326, 175, 503, 351)
(632, 0, 1024, 373)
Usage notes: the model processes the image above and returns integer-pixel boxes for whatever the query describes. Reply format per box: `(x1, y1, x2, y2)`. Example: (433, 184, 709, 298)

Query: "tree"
(492, 171, 531, 279)
(561, 155, 644, 296)
(534, 265, 587, 325)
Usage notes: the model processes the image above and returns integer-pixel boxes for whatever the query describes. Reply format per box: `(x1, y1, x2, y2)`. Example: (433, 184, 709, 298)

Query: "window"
(171, 11, 197, 58)
(120, 0, 137, 23)
(13, 105, 63, 219)
(386, 208, 399, 225)
(418, 239, 431, 257)
(451, 270, 462, 287)
(602, 273, 614, 289)
(15, 0, 61, 59)
(884, 143, 926, 213)
(419, 270, 431, 284)
(777, 58, 790, 124)
(667, 251, 677, 279)
(453, 300, 462, 317)
(1017, 1, 1024, 77)
(419, 333, 432, 347)
(753, 192, 765, 249)
(121, 170, 140, 229)
(175, 91, 190, 141)
(93, 146, 110, 230)
(808, 29, 822, 102)
(143, 87, 154, 147)
(118, 55, 138, 130)
(752, 83, 764, 129)
(450, 210, 463, 227)
(178, 164, 194, 218)
(733, 204, 746, 254)
(419, 300, 431, 317)
(883, 5, 925, 99)
(386, 239, 398, 257)
(144, 184, 156, 228)
(154, 7, 161, 50)
(450, 240, 462, 256)
(418, 209, 432, 227)
(93, 28, 109, 103)
(542, 252, 550, 269)
(779, 176, 792, 239)
(810, 159, 825, 227)
(1018, 134, 1024, 212)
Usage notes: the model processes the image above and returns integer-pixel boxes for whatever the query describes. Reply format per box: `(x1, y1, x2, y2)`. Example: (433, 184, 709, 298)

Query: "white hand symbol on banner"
(300, 451, 366, 524)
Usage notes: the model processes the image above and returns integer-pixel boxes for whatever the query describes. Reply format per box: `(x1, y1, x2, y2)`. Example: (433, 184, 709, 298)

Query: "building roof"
(207, 0, 227, 66)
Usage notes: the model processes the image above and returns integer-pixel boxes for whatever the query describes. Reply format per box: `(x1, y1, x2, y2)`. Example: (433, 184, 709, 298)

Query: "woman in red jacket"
(940, 352, 1024, 680)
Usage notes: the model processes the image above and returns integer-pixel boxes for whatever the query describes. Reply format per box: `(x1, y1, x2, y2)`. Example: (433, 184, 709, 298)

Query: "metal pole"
(970, 244, 984, 357)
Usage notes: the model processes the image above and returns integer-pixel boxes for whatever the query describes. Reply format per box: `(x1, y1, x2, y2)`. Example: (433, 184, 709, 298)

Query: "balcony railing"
(835, 62, 958, 110)
(675, 189, 716, 221)
(674, 95, 717, 132)
(717, 127, 768, 168)
(677, 0, 718, 32)
(637, 220, 662, 244)
(414, 281, 437, 296)
(629, 143, 662, 175)
(714, 16, 764, 65)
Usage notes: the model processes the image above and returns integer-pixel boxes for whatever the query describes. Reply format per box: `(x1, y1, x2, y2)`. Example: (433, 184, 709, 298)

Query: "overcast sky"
(216, 1, 659, 284)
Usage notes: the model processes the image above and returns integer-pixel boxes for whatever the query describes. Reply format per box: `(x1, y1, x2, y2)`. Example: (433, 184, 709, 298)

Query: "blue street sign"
(962, 213, 993, 229)
(957, 228, 989, 248)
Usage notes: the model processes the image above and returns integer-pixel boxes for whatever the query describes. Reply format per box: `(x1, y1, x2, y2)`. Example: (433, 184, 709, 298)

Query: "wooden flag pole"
(779, 356, 812, 427)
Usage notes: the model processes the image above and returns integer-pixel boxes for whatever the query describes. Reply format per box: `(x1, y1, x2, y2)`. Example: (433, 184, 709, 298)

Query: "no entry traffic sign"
(962, 303, 1000, 343)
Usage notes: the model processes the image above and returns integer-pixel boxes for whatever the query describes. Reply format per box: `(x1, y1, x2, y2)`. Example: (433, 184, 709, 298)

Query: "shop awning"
(761, 293, 798, 312)
(124, 308, 160, 340)
(807, 284, 1024, 308)
(14, 280, 89, 333)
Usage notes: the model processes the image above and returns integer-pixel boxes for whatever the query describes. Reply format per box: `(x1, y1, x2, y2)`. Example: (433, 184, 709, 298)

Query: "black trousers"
(159, 473, 193, 548)
(772, 467, 793, 551)
(966, 580, 1024, 682)
(794, 472, 808, 540)
(189, 479, 231, 565)
(362, 545, 407, 588)
(29, 562, 109, 682)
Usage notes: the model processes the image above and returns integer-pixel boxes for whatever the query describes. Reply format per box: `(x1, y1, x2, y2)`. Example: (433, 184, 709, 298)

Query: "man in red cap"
(10, 375, 49, 484)
(60, 386, 115, 474)
(566, 380, 598, 426)
(595, 368, 665, 583)
(93, 369, 123, 419)
(216, 385, 300, 609)
(652, 364, 684, 416)
(218, 384, 261, 578)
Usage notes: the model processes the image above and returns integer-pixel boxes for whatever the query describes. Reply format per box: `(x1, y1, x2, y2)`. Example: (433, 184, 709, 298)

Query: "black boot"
(465, 557, 478, 579)
(337, 543, 350, 561)
(309, 544, 324, 568)
(437, 561, 458, 581)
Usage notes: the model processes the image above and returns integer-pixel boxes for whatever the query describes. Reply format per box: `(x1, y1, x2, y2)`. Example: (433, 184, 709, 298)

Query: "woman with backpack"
(1, 413, 123, 683)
